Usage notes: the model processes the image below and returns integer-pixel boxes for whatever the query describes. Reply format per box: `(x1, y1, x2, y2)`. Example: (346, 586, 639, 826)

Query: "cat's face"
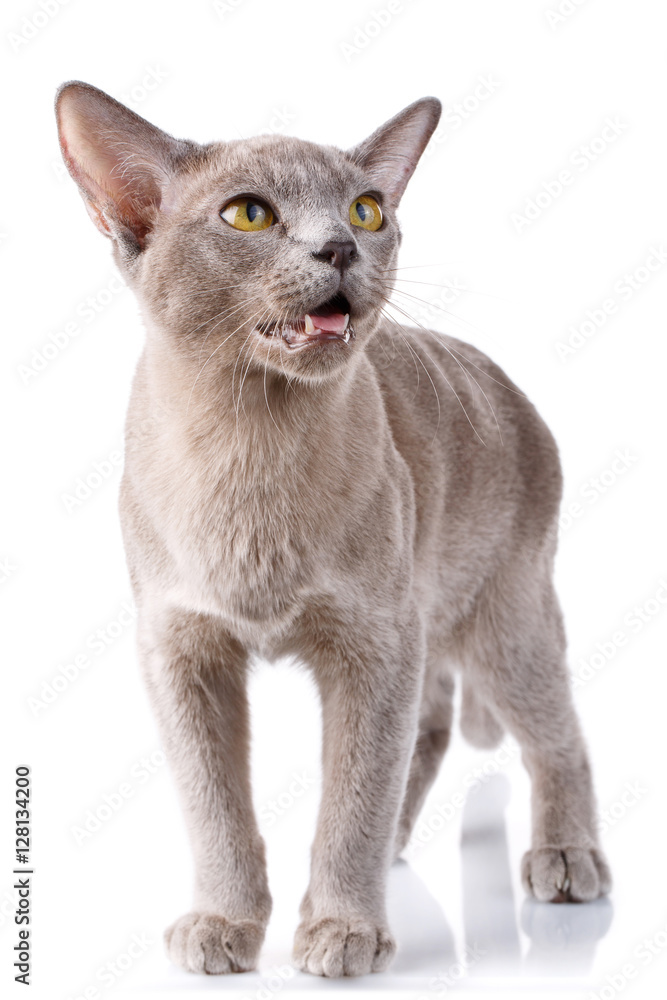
(56, 84, 440, 386)
(138, 135, 401, 383)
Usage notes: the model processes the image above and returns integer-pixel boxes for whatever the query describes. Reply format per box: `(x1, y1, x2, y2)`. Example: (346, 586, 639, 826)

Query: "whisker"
(183, 292, 256, 345)
(234, 305, 275, 432)
(443, 342, 526, 398)
(379, 263, 459, 273)
(387, 297, 480, 402)
(385, 292, 523, 400)
(277, 327, 299, 402)
(385, 298, 496, 441)
(378, 283, 483, 339)
(262, 314, 286, 439)
(385, 276, 508, 304)
(186, 311, 255, 417)
(387, 320, 421, 398)
(381, 304, 489, 446)
(232, 330, 259, 439)
(380, 307, 442, 444)
(238, 335, 263, 420)
(196, 295, 258, 364)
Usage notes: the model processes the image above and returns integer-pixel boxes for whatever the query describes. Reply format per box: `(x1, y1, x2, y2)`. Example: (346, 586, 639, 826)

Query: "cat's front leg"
(293, 609, 424, 977)
(139, 607, 271, 974)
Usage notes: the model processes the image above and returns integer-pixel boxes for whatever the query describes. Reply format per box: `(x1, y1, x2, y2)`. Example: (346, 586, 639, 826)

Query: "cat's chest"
(169, 457, 316, 627)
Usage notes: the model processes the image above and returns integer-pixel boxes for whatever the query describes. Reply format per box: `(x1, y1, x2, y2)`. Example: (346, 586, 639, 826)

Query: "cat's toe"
(165, 912, 264, 974)
(521, 846, 612, 902)
(293, 916, 395, 977)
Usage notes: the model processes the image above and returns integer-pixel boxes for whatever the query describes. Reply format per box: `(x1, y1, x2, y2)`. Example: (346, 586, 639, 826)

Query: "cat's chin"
(257, 326, 356, 382)
(253, 323, 357, 383)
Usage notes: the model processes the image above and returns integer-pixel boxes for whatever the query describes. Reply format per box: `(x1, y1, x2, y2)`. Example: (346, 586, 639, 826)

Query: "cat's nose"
(312, 240, 357, 272)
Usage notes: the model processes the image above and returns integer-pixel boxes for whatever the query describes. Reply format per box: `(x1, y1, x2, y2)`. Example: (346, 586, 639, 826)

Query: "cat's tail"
(460, 680, 504, 749)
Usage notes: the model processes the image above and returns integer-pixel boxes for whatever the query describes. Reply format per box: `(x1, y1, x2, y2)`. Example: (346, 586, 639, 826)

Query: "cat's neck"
(139, 341, 379, 473)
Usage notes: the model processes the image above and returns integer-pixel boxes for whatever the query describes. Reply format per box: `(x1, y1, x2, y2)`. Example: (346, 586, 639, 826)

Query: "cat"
(55, 81, 612, 979)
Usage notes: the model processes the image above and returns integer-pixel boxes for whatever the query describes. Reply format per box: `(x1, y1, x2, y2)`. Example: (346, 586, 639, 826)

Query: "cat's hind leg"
(394, 668, 455, 857)
(463, 566, 612, 903)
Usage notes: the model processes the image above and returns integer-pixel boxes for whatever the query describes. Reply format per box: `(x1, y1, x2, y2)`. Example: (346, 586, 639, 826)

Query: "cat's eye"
(349, 195, 383, 232)
(220, 197, 274, 231)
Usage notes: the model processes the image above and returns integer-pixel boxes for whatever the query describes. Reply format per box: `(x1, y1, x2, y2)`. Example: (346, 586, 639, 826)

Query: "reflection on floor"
(389, 774, 612, 989)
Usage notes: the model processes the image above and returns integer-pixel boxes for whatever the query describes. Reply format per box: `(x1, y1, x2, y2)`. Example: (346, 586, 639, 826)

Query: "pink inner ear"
(63, 120, 160, 239)
(56, 84, 172, 243)
(83, 198, 112, 236)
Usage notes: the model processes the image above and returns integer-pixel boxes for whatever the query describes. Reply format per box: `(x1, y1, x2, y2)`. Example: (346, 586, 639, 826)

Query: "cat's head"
(56, 83, 440, 385)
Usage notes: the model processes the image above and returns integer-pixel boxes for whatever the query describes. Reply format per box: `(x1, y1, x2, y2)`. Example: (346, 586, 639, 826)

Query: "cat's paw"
(164, 912, 265, 974)
(293, 916, 395, 977)
(521, 847, 612, 902)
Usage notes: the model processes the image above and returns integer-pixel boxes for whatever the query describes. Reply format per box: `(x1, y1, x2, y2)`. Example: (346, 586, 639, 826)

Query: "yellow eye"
(220, 197, 274, 231)
(349, 194, 383, 231)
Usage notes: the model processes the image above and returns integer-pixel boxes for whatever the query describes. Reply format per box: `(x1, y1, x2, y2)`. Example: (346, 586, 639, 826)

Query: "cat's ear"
(55, 81, 193, 249)
(347, 97, 441, 207)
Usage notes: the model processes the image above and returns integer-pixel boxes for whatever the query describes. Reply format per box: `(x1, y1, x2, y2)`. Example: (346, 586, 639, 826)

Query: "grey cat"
(55, 82, 611, 978)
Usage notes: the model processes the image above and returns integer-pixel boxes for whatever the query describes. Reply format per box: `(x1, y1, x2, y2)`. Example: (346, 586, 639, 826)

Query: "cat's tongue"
(305, 310, 349, 334)
(278, 306, 351, 348)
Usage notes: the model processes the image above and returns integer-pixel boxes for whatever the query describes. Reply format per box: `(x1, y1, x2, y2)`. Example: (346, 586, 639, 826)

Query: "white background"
(2, 1, 666, 998)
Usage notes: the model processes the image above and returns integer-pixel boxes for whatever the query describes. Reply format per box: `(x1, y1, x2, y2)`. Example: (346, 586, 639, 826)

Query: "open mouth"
(256, 294, 354, 349)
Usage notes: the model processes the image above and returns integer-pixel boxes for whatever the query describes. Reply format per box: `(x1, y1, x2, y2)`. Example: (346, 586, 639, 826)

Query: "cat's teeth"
(343, 313, 350, 330)
(304, 314, 315, 335)
(343, 329, 350, 344)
